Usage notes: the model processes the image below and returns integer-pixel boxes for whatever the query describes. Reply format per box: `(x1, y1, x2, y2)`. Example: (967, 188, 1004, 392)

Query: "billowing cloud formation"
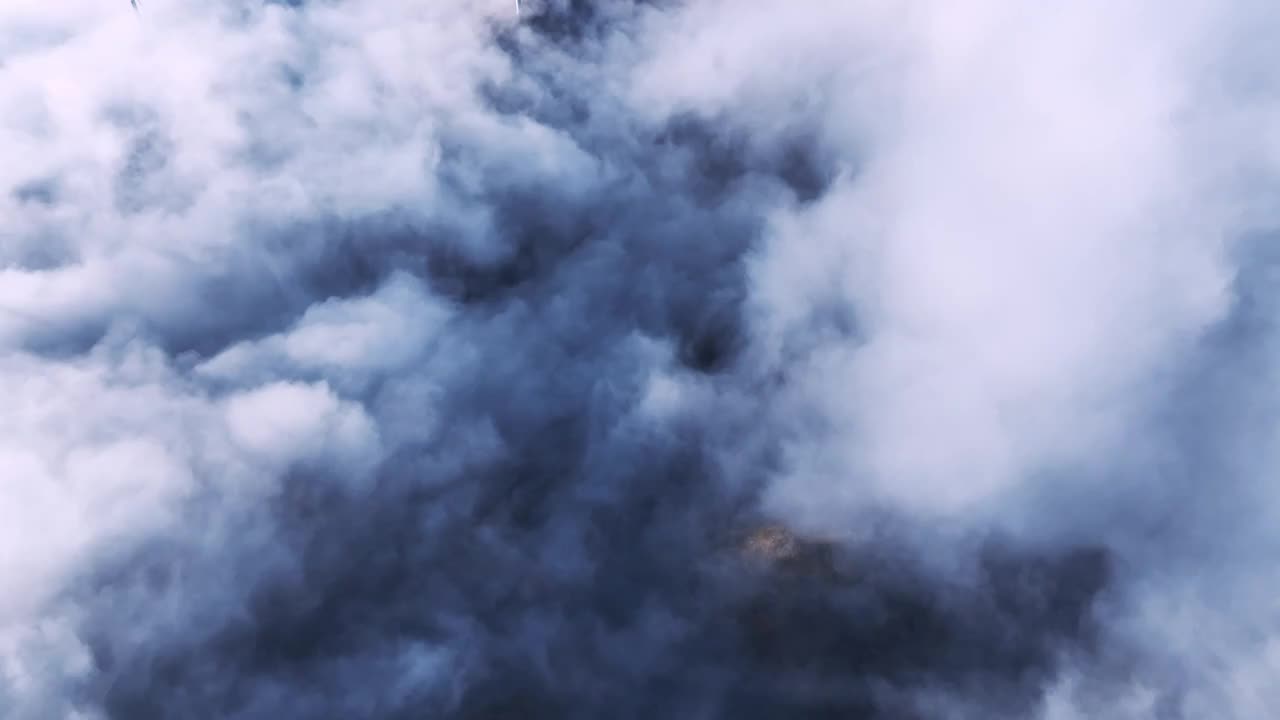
(2, 0, 1280, 717)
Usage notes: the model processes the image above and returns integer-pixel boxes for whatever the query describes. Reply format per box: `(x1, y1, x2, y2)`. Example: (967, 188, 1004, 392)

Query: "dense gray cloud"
(2, 0, 1280, 718)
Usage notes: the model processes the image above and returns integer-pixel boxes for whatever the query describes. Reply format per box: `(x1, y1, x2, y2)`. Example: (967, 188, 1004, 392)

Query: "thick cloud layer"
(3, 1, 1280, 717)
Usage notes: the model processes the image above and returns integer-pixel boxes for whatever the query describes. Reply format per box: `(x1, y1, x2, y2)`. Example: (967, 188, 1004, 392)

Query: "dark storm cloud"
(3, 1, 1280, 719)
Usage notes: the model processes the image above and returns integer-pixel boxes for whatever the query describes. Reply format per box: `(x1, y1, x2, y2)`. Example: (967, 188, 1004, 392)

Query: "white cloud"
(0, 3, 529, 708)
(635, 0, 1239, 518)
(629, 0, 1280, 713)
(199, 270, 451, 384)
(223, 379, 381, 482)
(4, 0, 1280, 715)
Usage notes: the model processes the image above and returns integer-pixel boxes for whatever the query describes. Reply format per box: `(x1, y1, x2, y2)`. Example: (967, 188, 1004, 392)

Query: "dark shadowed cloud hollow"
(3, 0, 1280, 718)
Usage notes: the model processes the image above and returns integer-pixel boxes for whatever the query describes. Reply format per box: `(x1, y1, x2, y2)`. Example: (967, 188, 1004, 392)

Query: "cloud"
(2, 0, 1280, 718)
